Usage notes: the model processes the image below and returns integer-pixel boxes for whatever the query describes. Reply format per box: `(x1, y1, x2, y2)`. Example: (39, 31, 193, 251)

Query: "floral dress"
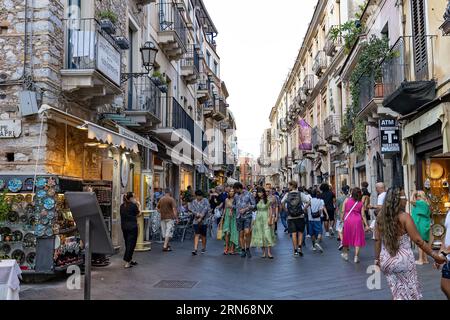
(222, 198, 239, 248)
(251, 201, 276, 248)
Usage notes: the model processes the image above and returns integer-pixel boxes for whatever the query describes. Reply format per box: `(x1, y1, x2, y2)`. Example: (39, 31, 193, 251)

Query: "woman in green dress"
(251, 187, 276, 259)
(411, 190, 432, 265)
(222, 189, 239, 255)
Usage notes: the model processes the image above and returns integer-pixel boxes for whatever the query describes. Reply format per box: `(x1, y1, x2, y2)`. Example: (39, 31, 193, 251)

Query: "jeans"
(280, 211, 288, 230)
(122, 225, 138, 263)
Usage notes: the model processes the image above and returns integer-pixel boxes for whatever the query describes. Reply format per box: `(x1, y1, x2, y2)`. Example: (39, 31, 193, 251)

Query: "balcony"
(197, 77, 211, 103)
(154, 98, 205, 152)
(324, 115, 341, 145)
(181, 44, 200, 84)
(61, 18, 122, 105)
(212, 98, 227, 121)
(296, 89, 308, 107)
(381, 36, 437, 115)
(157, 2, 187, 61)
(292, 148, 302, 161)
(312, 125, 327, 154)
(312, 50, 327, 77)
(357, 74, 398, 126)
(325, 26, 342, 57)
(302, 75, 314, 96)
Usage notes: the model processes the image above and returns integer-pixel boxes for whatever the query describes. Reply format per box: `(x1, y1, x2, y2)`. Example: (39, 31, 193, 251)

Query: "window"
(206, 51, 211, 67)
(214, 61, 218, 75)
(411, 0, 428, 80)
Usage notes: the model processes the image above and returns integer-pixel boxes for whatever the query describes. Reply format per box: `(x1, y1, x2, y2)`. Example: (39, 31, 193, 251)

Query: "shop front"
(403, 103, 450, 250)
(0, 106, 140, 273)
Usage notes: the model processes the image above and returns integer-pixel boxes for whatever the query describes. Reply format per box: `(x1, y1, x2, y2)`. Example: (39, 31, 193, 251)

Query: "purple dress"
(342, 198, 366, 247)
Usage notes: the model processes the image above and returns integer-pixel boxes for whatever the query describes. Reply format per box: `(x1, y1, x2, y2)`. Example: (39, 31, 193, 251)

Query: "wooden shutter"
(411, 0, 428, 80)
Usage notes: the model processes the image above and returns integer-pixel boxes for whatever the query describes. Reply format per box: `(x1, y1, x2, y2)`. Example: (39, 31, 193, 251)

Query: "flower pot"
(440, 19, 450, 36)
(374, 83, 384, 98)
(115, 36, 130, 50)
(150, 77, 162, 86)
(158, 84, 168, 93)
(100, 19, 116, 35)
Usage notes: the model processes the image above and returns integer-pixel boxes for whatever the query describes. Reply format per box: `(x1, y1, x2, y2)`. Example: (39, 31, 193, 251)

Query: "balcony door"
(411, 0, 429, 81)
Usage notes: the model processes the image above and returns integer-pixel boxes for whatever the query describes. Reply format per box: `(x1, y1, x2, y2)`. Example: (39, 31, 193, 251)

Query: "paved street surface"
(21, 224, 445, 300)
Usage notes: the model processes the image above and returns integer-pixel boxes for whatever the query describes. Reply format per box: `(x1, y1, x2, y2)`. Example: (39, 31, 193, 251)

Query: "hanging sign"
(380, 119, 400, 154)
(0, 120, 21, 138)
(298, 118, 312, 151)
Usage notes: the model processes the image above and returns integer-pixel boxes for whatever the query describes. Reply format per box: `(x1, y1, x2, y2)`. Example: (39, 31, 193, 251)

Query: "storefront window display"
(180, 168, 193, 192)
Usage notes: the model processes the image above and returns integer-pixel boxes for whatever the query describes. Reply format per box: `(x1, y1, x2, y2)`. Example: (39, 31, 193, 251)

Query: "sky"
(203, 0, 318, 157)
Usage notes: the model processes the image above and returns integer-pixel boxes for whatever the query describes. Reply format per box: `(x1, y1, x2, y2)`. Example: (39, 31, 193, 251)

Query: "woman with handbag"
(250, 187, 276, 259)
(221, 189, 239, 255)
(341, 187, 370, 263)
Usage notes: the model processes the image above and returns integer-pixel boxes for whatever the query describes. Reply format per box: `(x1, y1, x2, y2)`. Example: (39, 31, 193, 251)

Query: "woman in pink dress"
(375, 188, 446, 300)
(341, 187, 370, 263)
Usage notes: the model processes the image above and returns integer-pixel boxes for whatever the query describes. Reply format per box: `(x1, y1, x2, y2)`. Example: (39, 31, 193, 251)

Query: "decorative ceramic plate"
(47, 211, 55, 220)
(12, 230, 23, 242)
(0, 227, 12, 236)
(40, 209, 48, 217)
(41, 216, 49, 225)
(23, 233, 36, 247)
(430, 163, 444, 179)
(28, 216, 37, 227)
(20, 214, 28, 224)
(36, 190, 47, 198)
(45, 227, 53, 237)
(35, 225, 45, 237)
(0, 244, 11, 255)
(26, 252, 36, 265)
(0, 179, 5, 190)
(7, 211, 19, 223)
(47, 177, 56, 187)
(43, 197, 55, 210)
(23, 178, 34, 191)
(11, 249, 25, 265)
(36, 177, 47, 188)
(54, 235, 61, 249)
(432, 223, 445, 237)
(47, 188, 56, 197)
(7, 178, 22, 193)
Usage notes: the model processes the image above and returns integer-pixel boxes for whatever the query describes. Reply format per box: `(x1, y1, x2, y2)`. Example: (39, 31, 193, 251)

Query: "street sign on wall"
(97, 34, 121, 86)
(0, 119, 21, 138)
(380, 119, 400, 154)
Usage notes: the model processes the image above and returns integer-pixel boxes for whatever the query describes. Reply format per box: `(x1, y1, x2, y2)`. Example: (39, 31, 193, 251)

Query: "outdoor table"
(0, 259, 22, 300)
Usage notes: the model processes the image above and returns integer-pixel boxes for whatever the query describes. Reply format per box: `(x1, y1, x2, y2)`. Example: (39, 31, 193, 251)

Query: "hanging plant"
(0, 191, 11, 222)
(353, 120, 367, 155)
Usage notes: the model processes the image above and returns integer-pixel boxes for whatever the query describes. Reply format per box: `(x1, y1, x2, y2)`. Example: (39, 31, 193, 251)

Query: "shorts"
(443, 262, 450, 280)
(193, 224, 207, 236)
(308, 221, 323, 238)
(161, 219, 175, 239)
(288, 217, 305, 234)
(322, 208, 335, 222)
(237, 215, 253, 232)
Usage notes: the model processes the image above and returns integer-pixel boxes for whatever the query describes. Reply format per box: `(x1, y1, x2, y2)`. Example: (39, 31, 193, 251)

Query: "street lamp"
(121, 41, 158, 83)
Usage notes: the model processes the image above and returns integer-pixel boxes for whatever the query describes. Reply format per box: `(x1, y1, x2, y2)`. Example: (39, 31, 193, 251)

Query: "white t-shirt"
(309, 198, 324, 222)
(377, 192, 387, 206)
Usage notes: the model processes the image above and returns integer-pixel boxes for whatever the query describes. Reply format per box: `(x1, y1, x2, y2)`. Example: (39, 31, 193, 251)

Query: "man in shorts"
(189, 190, 210, 256)
(233, 182, 256, 258)
(309, 190, 328, 253)
(157, 189, 178, 252)
(282, 181, 308, 257)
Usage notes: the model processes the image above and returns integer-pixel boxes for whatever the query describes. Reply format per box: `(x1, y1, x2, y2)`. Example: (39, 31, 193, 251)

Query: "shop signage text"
(0, 120, 22, 138)
(380, 119, 400, 154)
(97, 35, 121, 86)
(118, 127, 158, 152)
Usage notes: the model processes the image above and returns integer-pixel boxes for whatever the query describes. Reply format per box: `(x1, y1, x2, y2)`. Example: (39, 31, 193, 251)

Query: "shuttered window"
(411, 0, 428, 80)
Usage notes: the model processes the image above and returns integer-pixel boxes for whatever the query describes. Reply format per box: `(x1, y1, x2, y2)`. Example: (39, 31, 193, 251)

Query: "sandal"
(163, 247, 173, 252)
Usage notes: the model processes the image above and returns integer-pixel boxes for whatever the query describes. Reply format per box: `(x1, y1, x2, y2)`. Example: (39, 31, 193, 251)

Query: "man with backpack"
(282, 181, 308, 257)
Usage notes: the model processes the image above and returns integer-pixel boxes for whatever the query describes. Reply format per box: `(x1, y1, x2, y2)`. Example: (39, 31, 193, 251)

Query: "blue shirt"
(189, 198, 210, 225)
(233, 190, 256, 218)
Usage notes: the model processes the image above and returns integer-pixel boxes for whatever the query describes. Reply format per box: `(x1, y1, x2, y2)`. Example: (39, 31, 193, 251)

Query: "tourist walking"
(222, 189, 239, 255)
(190, 190, 210, 255)
(281, 181, 307, 257)
(157, 189, 178, 252)
(410, 190, 432, 265)
(309, 190, 327, 253)
(375, 188, 446, 300)
(267, 186, 280, 235)
(279, 188, 289, 233)
(233, 182, 256, 258)
(251, 187, 276, 259)
(437, 208, 450, 299)
(361, 182, 371, 223)
(369, 182, 387, 240)
(341, 187, 370, 263)
(320, 183, 336, 237)
(120, 192, 140, 269)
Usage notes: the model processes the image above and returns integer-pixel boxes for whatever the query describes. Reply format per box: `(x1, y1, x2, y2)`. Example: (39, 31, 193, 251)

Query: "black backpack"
(286, 192, 304, 218)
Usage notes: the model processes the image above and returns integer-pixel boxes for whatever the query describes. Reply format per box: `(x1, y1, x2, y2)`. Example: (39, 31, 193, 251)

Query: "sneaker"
(329, 229, 335, 236)
(298, 248, 304, 257)
(315, 243, 324, 253)
(201, 249, 206, 254)
(192, 250, 198, 256)
(341, 253, 349, 261)
(354, 256, 360, 263)
(240, 250, 247, 258)
(130, 261, 138, 266)
(312, 246, 317, 252)
(338, 244, 344, 251)
(246, 249, 252, 259)
(294, 250, 299, 257)
(325, 232, 330, 237)
(306, 234, 311, 238)
(124, 262, 133, 269)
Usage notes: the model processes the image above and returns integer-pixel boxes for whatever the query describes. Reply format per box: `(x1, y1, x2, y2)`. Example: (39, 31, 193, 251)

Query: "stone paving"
(20, 223, 445, 300)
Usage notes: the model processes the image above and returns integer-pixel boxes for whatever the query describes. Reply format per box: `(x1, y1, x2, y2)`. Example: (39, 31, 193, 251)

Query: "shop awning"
(38, 104, 139, 153)
(196, 164, 208, 173)
(402, 103, 450, 165)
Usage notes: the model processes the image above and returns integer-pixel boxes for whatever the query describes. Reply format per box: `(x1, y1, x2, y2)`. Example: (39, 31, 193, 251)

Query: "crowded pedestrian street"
(18, 224, 446, 300)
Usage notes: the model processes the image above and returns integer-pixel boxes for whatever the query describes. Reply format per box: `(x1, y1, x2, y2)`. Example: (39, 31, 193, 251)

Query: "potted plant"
(98, 10, 118, 35)
(115, 36, 130, 50)
(150, 71, 163, 86)
(0, 191, 11, 222)
(158, 84, 168, 93)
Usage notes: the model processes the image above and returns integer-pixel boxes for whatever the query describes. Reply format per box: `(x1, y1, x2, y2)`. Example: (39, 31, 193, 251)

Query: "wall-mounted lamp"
(121, 41, 159, 83)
